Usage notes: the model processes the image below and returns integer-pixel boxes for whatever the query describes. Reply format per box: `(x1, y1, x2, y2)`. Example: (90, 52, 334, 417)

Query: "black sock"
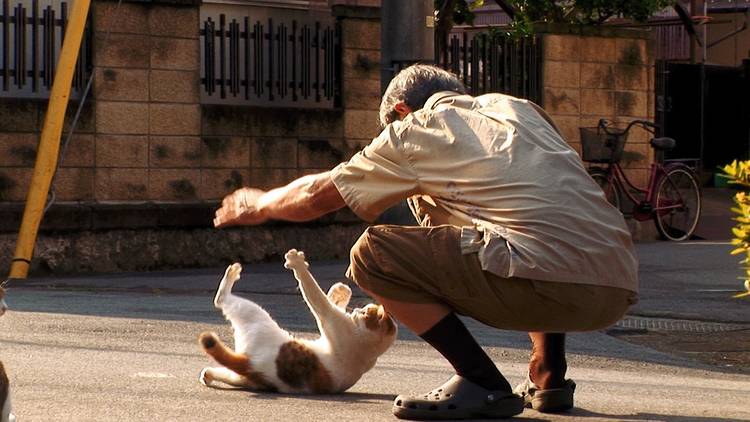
(419, 313, 511, 392)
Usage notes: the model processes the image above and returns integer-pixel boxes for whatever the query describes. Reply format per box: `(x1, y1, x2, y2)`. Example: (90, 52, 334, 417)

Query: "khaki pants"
(348, 225, 637, 332)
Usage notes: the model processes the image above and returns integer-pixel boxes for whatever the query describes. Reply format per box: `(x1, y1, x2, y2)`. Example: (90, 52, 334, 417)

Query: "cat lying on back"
(198, 249, 397, 393)
(1, 286, 17, 422)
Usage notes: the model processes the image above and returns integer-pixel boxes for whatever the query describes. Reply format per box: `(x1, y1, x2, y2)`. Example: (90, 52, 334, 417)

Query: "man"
(214, 64, 638, 420)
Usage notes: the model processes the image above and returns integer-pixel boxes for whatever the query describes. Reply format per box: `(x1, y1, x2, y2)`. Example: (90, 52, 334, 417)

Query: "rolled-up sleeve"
(330, 125, 418, 222)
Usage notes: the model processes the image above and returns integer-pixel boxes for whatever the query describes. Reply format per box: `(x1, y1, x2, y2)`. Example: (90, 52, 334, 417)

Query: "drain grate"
(615, 316, 750, 333)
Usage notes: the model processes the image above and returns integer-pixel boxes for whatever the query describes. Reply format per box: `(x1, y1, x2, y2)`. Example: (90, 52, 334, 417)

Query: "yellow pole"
(8, 0, 92, 279)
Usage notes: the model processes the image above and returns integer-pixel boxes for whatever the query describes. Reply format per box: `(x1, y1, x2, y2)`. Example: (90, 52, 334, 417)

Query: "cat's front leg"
(327, 282, 352, 310)
(214, 263, 242, 309)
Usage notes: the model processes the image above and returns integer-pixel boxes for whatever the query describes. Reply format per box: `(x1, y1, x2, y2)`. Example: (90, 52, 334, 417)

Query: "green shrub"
(721, 160, 750, 298)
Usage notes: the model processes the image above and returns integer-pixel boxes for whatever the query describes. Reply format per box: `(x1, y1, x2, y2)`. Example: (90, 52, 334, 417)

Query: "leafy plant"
(721, 160, 750, 299)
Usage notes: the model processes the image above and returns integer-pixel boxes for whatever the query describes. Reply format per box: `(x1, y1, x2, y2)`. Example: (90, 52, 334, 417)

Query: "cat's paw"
(283, 249, 309, 271)
(8, 413, 16, 422)
(328, 282, 352, 308)
(224, 262, 242, 282)
(199, 367, 214, 387)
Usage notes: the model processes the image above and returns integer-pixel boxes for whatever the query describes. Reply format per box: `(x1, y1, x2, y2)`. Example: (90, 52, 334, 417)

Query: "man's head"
(379, 64, 467, 127)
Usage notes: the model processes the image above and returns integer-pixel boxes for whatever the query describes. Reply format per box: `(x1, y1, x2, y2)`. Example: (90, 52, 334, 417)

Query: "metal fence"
(435, 31, 543, 104)
(200, 10, 340, 108)
(0, 0, 91, 99)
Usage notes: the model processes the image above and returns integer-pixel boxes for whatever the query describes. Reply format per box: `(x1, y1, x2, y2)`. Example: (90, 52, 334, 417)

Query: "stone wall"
(0, 1, 381, 275)
(540, 26, 655, 188)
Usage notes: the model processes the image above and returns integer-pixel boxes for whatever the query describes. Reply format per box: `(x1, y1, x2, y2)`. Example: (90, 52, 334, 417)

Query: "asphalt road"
(1, 241, 749, 421)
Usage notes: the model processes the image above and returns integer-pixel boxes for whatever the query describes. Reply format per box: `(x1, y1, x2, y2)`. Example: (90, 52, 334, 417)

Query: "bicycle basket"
(579, 127, 628, 163)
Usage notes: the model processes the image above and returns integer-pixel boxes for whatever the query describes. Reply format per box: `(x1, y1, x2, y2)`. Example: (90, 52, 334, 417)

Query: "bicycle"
(581, 119, 702, 242)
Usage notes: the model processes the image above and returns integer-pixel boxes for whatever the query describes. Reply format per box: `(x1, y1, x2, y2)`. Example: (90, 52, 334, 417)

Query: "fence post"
(9, 0, 91, 279)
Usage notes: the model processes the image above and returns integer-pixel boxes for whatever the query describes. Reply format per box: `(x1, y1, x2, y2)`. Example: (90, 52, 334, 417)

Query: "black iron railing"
(200, 12, 340, 108)
(434, 31, 543, 103)
(0, 0, 91, 99)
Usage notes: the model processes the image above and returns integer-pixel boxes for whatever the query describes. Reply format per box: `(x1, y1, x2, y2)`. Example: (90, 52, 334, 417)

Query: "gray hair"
(379, 64, 467, 127)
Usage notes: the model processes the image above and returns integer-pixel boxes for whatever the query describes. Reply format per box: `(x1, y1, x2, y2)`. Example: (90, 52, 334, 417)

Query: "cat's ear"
(377, 305, 397, 335)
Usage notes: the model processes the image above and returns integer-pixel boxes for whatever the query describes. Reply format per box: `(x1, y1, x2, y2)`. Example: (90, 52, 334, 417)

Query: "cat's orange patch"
(276, 340, 333, 393)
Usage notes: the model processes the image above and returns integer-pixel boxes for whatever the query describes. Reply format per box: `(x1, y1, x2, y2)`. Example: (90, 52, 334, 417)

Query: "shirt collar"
(423, 91, 466, 111)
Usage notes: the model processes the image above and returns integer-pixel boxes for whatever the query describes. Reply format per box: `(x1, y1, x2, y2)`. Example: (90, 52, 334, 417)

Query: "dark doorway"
(656, 61, 750, 174)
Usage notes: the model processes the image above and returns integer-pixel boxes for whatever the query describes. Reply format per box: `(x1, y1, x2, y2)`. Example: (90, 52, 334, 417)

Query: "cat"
(198, 249, 397, 394)
(0, 286, 16, 422)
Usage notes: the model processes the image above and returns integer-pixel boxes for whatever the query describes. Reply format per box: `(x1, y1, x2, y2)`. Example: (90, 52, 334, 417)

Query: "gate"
(656, 60, 750, 171)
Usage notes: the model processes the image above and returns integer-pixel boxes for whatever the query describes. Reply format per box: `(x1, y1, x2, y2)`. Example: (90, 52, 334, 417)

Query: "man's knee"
(349, 226, 384, 278)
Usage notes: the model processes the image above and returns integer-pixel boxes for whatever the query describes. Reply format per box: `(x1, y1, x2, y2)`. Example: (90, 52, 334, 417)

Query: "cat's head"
(0, 286, 7, 317)
(350, 303, 397, 353)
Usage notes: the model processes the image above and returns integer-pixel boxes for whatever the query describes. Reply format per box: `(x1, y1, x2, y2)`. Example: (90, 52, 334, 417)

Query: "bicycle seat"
(650, 137, 676, 151)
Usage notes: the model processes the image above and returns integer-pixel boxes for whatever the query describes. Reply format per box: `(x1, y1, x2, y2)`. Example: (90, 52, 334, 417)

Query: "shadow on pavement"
(571, 408, 744, 421)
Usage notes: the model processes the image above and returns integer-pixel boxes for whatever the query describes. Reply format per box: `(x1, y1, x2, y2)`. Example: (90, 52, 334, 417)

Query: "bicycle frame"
(606, 162, 685, 221)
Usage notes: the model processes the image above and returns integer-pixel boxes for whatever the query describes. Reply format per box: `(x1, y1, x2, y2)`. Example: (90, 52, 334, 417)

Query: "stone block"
(150, 70, 199, 103)
(614, 91, 647, 117)
(298, 139, 357, 168)
(201, 136, 250, 168)
(544, 34, 580, 62)
(53, 168, 94, 201)
(543, 88, 579, 115)
(580, 36, 617, 63)
(200, 168, 249, 200)
(615, 64, 647, 91)
(151, 37, 199, 71)
(251, 138, 297, 168)
(0, 133, 39, 166)
(0, 100, 39, 131)
(617, 38, 647, 65)
(581, 63, 614, 89)
(150, 136, 202, 168)
(149, 6, 199, 39)
(343, 77, 381, 110)
(95, 168, 149, 200)
(620, 142, 651, 169)
(548, 115, 579, 143)
(93, 2, 149, 34)
(60, 134, 95, 167)
(149, 169, 201, 200)
(581, 89, 614, 116)
(296, 109, 345, 138)
(149, 103, 201, 135)
(343, 49, 381, 80)
(627, 124, 651, 144)
(543, 61, 580, 88)
(95, 33, 150, 68)
(342, 19, 380, 50)
(202, 105, 248, 136)
(250, 168, 298, 190)
(0, 168, 31, 201)
(94, 68, 149, 101)
(62, 99, 96, 134)
(96, 135, 149, 167)
(344, 109, 380, 140)
(96, 101, 149, 135)
(246, 109, 298, 137)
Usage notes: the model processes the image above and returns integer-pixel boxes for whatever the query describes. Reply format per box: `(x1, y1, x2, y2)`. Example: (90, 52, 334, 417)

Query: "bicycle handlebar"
(597, 119, 658, 135)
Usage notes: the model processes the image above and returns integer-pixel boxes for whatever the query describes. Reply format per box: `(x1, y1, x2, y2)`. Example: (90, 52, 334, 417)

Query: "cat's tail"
(199, 332, 251, 376)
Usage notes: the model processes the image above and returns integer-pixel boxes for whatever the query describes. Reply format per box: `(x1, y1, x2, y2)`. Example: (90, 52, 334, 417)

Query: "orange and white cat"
(198, 249, 397, 393)
(0, 286, 16, 422)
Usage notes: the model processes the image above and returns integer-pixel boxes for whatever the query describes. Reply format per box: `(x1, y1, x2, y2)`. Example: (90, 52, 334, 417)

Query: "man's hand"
(213, 187, 268, 228)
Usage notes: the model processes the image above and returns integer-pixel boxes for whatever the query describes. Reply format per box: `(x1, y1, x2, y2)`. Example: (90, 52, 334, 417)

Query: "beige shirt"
(331, 92, 638, 293)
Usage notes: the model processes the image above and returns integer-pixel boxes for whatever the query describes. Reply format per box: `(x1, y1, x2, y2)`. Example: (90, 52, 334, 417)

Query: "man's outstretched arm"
(213, 171, 346, 227)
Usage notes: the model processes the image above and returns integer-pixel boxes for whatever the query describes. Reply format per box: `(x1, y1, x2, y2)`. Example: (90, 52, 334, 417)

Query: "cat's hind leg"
(327, 282, 352, 310)
(200, 367, 250, 389)
(214, 263, 242, 309)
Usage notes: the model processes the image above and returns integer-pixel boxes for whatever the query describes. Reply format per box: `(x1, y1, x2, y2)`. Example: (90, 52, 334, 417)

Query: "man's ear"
(394, 102, 412, 119)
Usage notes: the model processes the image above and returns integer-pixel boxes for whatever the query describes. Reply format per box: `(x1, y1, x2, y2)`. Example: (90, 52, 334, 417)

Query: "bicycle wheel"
(589, 168, 621, 211)
(653, 165, 701, 241)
